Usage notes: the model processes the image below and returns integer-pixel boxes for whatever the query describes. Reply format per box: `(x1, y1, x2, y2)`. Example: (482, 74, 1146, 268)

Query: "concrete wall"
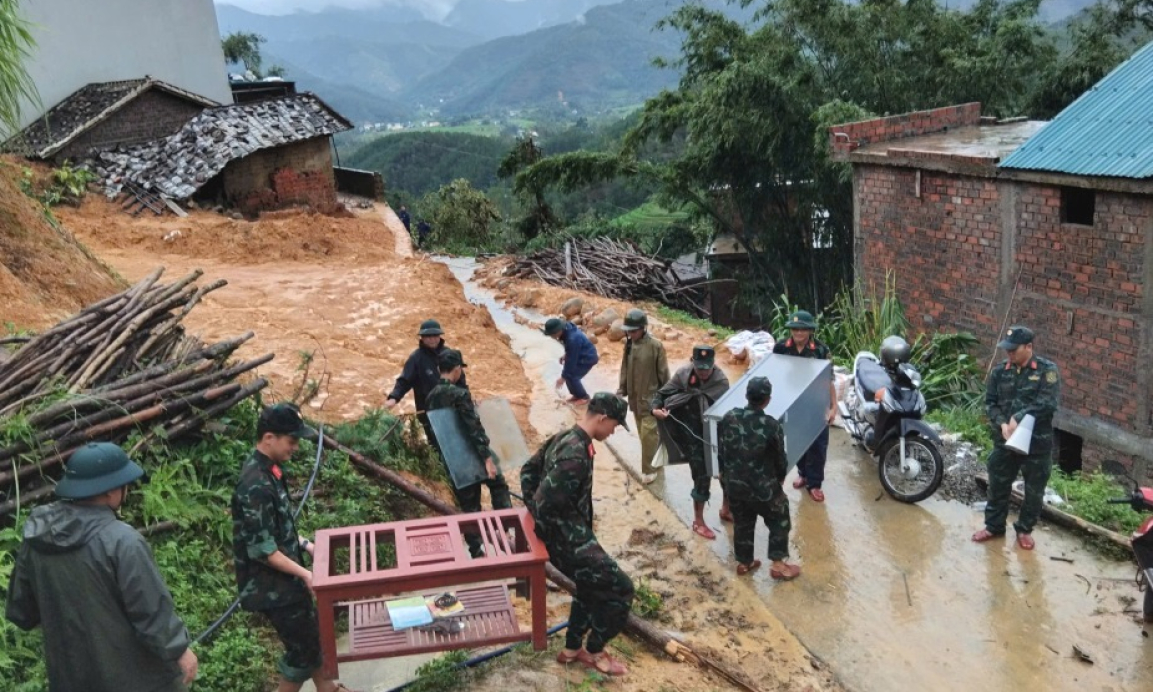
(221, 137, 337, 213)
(854, 163, 1153, 475)
(54, 90, 204, 163)
(15, 0, 230, 131)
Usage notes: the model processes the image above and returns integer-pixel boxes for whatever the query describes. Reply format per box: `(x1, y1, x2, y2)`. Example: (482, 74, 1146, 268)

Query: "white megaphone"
(1004, 414, 1035, 455)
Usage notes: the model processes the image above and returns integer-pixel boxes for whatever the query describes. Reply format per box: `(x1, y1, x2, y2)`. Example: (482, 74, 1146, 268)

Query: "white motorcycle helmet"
(880, 335, 911, 368)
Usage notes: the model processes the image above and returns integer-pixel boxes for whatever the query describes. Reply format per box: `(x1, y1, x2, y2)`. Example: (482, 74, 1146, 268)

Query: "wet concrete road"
(450, 259, 1153, 692)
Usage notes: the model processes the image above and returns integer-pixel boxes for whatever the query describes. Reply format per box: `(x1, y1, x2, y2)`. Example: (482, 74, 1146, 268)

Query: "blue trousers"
(797, 426, 830, 489)
(563, 358, 597, 400)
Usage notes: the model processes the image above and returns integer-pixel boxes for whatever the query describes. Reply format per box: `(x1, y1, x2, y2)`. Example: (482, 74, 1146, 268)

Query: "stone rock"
(520, 288, 542, 308)
(608, 318, 627, 342)
(665, 330, 681, 342)
(495, 278, 512, 290)
(592, 307, 620, 328)
(571, 315, 583, 326)
(588, 334, 599, 345)
(707, 328, 718, 336)
(561, 297, 584, 318)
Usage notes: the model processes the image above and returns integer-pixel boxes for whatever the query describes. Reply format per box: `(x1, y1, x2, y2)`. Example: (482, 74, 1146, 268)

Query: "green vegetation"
(220, 31, 284, 78)
(407, 650, 473, 692)
(0, 0, 38, 137)
(1049, 470, 1143, 535)
(345, 132, 513, 204)
(926, 403, 991, 459)
(0, 393, 441, 691)
(632, 580, 664, 619)
(655, 306, 735, 341)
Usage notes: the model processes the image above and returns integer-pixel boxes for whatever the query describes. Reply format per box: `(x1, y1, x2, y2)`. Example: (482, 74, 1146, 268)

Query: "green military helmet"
(588, 392, 630, 430)
(691, 344, 715, 369)
(418, 319, 444, 336)
(543, 317, 566, 336)
(785, 310, 817, 330)
(55, 442, 145, 499)
(622, 308, 647, 332)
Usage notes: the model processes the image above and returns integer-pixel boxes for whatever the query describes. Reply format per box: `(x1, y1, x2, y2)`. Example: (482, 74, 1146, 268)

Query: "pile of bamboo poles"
(508, 238, 707, 316)
(0, 268, 272, 515)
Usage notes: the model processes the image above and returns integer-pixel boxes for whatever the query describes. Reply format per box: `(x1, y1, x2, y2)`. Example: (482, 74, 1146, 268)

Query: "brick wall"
(856, 165, 1002, 337)
(855, 164, 1153, 472)
(55, 89, 204, 162)
(830, 103, 983, 159)
(220, 136, 337, 214)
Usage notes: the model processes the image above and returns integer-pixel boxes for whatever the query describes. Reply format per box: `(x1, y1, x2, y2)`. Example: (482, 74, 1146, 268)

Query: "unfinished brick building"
(830, 45, 1153, 477)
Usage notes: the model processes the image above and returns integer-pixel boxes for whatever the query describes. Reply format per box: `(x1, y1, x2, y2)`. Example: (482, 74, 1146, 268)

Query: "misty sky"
(213, 0, 514, 20)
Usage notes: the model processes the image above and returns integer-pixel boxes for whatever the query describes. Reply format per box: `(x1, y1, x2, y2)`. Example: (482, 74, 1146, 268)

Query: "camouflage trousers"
(687, 450, 715, 504)
(455, 473, 512, 557)
(543, 529, 635, 654)
(260, 601, 323, 684)
(730, 495, 791, 564)
(984, 445, 1053, 535)
(635, 410, 660, 474)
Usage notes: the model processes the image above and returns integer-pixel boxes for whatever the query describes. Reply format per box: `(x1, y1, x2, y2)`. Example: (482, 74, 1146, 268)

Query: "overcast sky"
(214, 0, 484, 19)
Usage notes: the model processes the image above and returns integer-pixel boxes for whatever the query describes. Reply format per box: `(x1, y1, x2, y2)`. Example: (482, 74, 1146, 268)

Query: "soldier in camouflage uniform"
(426, 348, 512, 557)
(231, 403, 351, 692)
(972, 326, 1061, 551)
(652, 345, 730, 539)
(719, 377, 801, 579)
(521, 392, 634, 677)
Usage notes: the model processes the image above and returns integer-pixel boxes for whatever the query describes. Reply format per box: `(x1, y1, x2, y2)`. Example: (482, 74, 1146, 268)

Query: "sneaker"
(640, 473, 657, 485)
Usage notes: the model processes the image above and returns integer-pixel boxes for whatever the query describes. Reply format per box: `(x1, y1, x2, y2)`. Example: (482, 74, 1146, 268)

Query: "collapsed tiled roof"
(4, 77, 219, 158)
(91, 93, 353, 200)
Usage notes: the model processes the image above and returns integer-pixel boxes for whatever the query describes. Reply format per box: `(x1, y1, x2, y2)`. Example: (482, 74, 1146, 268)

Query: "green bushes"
(1049, 470, 1143, 535)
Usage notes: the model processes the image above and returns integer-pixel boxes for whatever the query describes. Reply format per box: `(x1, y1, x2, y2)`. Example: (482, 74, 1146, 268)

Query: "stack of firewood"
(0, 268, 272, 515)
(507, 238, 706, 315)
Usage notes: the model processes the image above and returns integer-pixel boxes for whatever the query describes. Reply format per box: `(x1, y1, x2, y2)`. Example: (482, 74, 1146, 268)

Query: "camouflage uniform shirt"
(719, 406, 788, 504)
(426, 379, 493, 461)
(985, 355, 1061, 455)
(231, 449, 309, 611)
(521, 426, 595, 537)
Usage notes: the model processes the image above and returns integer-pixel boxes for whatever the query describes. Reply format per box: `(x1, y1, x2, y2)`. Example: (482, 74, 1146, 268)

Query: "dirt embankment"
(56, 197, 532, 428)
(0, 157, 123, 330)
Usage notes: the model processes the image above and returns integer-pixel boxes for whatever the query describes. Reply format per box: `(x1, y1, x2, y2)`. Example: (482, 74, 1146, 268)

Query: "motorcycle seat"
(856, 359, 891, 402)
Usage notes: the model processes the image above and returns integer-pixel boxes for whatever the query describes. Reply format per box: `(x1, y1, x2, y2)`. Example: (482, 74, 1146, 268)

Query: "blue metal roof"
(999, 41, 1153, 178)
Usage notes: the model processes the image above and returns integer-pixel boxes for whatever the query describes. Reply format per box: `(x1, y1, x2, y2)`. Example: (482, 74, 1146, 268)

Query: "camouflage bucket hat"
(438, 348, 467, 369)
(746, 376, 773, 401)
(588, 392, 629, 430)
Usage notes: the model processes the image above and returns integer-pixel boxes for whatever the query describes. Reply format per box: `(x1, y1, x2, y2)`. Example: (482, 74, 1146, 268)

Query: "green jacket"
(719, 406, 788, 504)
(985, 355, 1061, 454)
(5, 502, 189, 692)
(521, 426, 596, 542)
(652, 364, 730, 463)
(618, 332, 670, 414)
(427, 379, 492, 460)
(231, 449, 310, 611)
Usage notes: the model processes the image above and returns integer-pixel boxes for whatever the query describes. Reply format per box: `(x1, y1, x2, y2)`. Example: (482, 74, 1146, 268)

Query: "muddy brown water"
(451, 258, 1153, 692)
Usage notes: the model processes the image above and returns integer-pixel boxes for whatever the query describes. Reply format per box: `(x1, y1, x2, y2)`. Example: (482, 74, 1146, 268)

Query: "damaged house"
(829, 41, 1153, 477)
(90, 93, 353, 214)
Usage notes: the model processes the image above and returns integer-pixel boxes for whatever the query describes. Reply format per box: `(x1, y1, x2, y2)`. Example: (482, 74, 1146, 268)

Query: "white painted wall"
(15, 0, 231, 129)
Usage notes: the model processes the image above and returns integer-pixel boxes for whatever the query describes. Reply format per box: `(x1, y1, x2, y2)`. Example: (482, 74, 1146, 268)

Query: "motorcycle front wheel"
(877, 435, 944, 503)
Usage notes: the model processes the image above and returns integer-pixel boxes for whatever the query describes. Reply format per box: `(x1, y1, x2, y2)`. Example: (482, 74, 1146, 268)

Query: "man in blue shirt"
(544, 317, 600, 405)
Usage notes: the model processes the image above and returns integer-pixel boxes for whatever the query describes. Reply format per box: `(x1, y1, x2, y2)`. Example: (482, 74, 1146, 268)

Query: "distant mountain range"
(215, 0, 1101, 124)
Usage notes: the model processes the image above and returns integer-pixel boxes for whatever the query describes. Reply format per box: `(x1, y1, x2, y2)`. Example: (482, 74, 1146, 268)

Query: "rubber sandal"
(692, 521, 717, 540)
(770, 563, 802, 581)
(807, 488, 825, 503)
(583, 651, 628, 677)
(971, 529, 1004, 543)
(792, 476, 807, 489)
(1016, 533, 1035, 550)
(556, 648, 586, 664)
(737, 559, 762, 575)
(719, 507, 734, 523)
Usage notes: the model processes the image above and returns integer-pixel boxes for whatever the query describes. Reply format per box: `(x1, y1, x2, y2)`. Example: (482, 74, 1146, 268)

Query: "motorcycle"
(1104, 460, 1153, 623)
(838, 336, 944, 503)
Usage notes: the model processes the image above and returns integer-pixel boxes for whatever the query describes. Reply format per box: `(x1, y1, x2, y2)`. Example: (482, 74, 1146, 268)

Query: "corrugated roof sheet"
(91, 93, 352, 200)
(999, 41, 1153, 178)
(3, 78, 219, 159)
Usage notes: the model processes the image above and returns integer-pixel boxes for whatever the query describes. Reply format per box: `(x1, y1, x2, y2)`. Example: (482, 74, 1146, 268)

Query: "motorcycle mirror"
(1101, 459, 1137, 491)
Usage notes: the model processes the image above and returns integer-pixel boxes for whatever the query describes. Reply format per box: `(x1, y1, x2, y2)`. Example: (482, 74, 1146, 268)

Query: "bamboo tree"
(0, 0, 39, 138)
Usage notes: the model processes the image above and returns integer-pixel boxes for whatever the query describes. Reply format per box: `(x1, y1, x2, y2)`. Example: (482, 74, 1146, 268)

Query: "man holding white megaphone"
(972, 325, 1061, 551)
